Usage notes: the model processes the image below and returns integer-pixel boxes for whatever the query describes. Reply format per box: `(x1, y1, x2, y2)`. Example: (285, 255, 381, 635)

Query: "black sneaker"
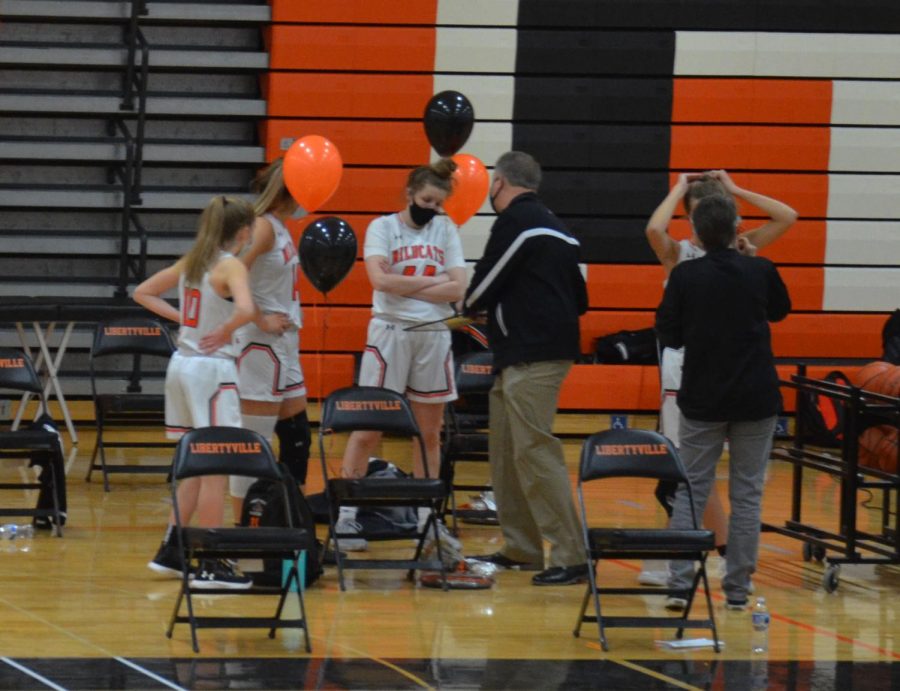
(190, 559, 253, 590)
(147, 542, 185, 578)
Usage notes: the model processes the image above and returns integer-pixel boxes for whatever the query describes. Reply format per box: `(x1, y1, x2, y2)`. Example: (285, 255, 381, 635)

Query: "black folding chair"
(166, 426, 313, 653)
(86, 317, 176, 490)
(319, 386, 449, 591)
(441, 350, 495, 532)
(0, 348, 65, 535)
(573, 428, 719, 652)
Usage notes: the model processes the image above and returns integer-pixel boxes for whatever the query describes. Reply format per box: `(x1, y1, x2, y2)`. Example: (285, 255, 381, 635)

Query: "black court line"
(0, 657, 898, 690)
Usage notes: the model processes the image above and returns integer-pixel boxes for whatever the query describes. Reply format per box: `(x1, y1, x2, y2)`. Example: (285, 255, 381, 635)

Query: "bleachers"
(0, 0, 269, 396)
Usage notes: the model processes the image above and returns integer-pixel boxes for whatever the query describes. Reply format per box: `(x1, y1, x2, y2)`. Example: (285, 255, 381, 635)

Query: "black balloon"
(423, 90, 474, 157)
(299, 216, 357, 294)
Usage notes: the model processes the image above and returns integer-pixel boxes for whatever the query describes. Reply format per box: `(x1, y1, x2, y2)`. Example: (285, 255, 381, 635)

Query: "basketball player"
(135, 195, 256, 589)
(230, 159, 311, 520)
(335, 158, 467, 553)
(639, 170, 797, 586)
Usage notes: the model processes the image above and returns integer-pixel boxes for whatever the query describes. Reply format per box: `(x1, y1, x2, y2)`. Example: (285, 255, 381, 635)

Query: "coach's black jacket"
(656, 247, 791, 422)
(464, 192, 587, 372)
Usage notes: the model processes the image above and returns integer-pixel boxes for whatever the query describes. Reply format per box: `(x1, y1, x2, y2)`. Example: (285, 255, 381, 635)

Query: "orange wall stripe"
(266, 73, 434, 118)
(299, 354, 356, 400)
(320, 168, 409, 214)
(268, 26, 437, 72)
(286, 213, 377, 259)
(585, 264, 667, 309)
(299, 260, 371, 306)
(579, 310, 883, 360)
(770, 314, 883, 359)
(559, 364, 660, 410)
(667, 219, 826, 265)
(301, 306, 371, 352)
(585, 265, 824, 310)
(671, 125, 830, 171)
(672, 79, 833, 124)
(667, 171, 828, 218)
(556, 364, 868, 413)
(271, 0, 437, 25)
(262, 120, 431, 166)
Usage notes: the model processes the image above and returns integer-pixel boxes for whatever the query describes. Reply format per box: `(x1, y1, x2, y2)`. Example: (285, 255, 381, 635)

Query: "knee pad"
(230, 414, 276, 498)
(275, 409, 311, 484)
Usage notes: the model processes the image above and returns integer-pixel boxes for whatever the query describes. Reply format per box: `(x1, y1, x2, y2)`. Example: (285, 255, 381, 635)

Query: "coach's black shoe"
(531, 563, 590, 586)
(468, 551, 543, 571)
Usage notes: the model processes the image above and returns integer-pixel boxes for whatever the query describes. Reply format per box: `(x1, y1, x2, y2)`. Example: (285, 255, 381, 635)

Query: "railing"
(113, 0, 149, 298)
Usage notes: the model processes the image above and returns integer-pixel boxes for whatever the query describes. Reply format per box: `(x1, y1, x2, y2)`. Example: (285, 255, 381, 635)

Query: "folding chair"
(573, 428, 719, 651)
(0, 348, 65, 535)
(441, 350, 495, 532)
(319, 386, 449, 591)
(86, 317, 176, 490)
(166, 426, 313, 653)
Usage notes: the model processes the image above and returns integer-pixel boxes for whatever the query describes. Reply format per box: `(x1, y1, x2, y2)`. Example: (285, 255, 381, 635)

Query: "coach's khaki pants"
(488, 360, 584, 568)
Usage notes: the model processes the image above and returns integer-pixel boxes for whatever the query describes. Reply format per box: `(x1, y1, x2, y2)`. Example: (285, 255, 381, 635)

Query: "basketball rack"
(764, 367, 899, 592)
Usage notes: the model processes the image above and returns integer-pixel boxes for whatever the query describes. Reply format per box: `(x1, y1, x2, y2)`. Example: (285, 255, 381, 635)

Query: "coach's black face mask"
(409, 202, 438, 227)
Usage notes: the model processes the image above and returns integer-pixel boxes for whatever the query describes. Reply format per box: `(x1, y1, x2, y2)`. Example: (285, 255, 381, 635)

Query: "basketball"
(858, 425, 899, 474)
(874, 366, 900, 398)
(853, 360, 893, 391)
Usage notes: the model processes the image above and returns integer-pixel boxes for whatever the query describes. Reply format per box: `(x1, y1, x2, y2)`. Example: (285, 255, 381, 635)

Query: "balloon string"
(317, 291, 327, 407)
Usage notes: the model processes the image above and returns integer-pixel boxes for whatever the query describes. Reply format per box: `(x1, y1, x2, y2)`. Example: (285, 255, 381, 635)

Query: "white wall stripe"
(823, 267, 900, 311)
(430, 123, 511, 176)
(436, 1, 518, 26)
(432, 74, 515, 121)
(832, 81, 900, 126)
(829, 128, 900, 173)
(675, 32, 900, 78)
(825, 221, 900, 266)
(435, 28, 517, 73)
(827, 174, 900, 219)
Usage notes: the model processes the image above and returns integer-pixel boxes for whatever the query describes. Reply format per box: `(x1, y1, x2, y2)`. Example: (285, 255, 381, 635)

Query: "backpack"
(240, 477, 323, 588)
(29, 414, 67, 529)
(882, 309, 900, 365)
(356, 459, 419, 535)
(594, 328, 658, 365)
(799, 370, 852, 448)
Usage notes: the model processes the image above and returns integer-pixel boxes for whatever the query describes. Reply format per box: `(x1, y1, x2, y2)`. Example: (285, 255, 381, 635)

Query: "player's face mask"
(409, 201, 438, 227)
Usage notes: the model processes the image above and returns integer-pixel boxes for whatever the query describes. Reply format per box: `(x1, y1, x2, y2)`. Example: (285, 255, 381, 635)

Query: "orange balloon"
(283, 135, 343, 214)
(444, 153, 489, 226)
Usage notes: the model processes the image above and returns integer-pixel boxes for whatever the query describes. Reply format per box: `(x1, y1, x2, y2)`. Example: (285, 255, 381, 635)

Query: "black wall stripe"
(566, 218, 660, 264)
(513, 78, 673, 123)
(515, 31, 675, 76)
(513, 124, 670, 171)
(517, 0, 900, 32)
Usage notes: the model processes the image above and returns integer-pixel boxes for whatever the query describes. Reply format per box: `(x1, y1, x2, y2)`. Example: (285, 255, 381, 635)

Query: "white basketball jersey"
(364, 213, 465, 323)
(177, 252, 240, 359)
(677, 238, 705, 264)
(248, 213, 301, 328)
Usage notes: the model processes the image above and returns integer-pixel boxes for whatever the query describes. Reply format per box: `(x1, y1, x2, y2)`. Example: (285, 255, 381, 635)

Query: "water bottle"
(751, 596, 770, 654)
(0, 523, 34, 552)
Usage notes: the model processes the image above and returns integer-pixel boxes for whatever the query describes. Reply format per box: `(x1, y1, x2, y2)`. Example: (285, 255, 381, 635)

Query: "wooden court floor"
(0, 411, 898, 690)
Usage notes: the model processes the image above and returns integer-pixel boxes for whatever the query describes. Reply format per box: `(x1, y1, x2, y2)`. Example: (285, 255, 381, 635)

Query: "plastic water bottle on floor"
(0, 523, 34, 552)
(751, 596, 770, 654)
